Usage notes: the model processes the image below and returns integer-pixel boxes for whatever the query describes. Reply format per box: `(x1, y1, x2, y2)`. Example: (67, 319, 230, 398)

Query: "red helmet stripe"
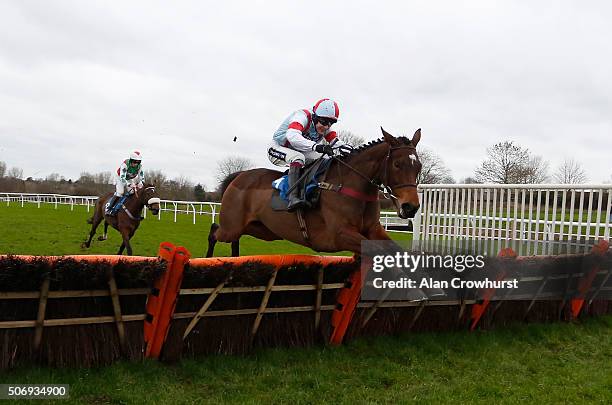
(313, 98, 328, 111)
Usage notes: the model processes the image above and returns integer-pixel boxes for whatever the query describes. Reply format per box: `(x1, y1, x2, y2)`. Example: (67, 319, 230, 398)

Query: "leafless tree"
(215, 156, 255, 184)
(166, 175, 195, 201)
(145, 170, 167, 187)
(7, 166, 23, 179)
(475, 141, 548, 184)
(0, 161, 6, 177)
(94, 171, 113, 185)
(417, 147, 455, 184)
(553, 158, 587, 184)
(461, 177, 481, 184)
(337, 130, 365, 147)
(46, 173, 63, 182)
(518, 155, 549, 184)
(78, 172, 95, 184)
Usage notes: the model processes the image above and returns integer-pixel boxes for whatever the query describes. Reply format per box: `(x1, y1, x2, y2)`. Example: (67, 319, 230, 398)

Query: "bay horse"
(206, 128, 422, 257)
(82, 184, 161, 255)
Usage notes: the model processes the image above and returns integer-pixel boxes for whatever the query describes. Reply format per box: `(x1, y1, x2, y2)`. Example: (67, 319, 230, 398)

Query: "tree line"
(0, 161, 216, 201)
(0, 133, 604, 200)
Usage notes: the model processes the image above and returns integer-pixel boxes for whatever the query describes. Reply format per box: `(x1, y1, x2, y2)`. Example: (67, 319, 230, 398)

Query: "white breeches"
(267, 143, 322, 167)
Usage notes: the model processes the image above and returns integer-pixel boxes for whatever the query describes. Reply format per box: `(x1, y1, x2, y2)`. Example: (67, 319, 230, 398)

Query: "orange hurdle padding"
(329, 269, 363, 345)
(144, 242, 177, 358)
(470, 248, 517, 331)
(570, 240, 609, 319)
(189, 254, 353, 267)
(144, 242, 191, 359)
(148, 246, 190, 358)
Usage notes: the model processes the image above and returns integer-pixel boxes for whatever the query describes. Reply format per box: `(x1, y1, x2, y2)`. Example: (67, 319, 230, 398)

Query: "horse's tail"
(219, 171, 243, 197)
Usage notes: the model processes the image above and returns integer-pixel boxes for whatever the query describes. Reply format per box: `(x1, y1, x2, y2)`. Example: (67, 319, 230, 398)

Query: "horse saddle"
(106, 195, 129, 212)
(270, 158, 332, 211)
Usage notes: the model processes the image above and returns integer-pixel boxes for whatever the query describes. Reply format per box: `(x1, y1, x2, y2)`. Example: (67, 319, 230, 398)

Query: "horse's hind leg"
(82, 212, 103, 248)
(206, 223, 219, 258)
(117, 230, 134, 256)
(98, 221, 110, 241)
(231, 240, 240, 257)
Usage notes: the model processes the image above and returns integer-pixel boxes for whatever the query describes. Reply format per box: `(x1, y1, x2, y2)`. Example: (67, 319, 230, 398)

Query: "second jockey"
(267, 98, 353, 211)
(105, 150, 146, 216)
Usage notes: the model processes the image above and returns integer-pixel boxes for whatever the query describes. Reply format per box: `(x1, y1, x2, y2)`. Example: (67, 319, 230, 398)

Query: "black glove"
(337, 144, 353, 156)
(314, 144, 334, 157)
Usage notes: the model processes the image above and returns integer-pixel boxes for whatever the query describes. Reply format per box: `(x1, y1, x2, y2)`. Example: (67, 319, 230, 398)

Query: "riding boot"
(286, 164, 305, 212)
(106, 195, 118, 216)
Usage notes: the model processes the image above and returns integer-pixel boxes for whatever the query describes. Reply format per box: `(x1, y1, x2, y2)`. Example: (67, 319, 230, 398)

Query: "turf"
(0, 317, 610, 404)
(1, 203, 610, 404)
(0, 204, 408, 257)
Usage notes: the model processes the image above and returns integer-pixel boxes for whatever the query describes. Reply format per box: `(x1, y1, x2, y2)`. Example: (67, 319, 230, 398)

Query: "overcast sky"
(1, 0, 611, 188)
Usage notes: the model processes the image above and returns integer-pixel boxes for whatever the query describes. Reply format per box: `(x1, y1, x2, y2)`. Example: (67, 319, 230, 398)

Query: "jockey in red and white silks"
(105, 150, 146, 215)
(267, 98, 352, 211)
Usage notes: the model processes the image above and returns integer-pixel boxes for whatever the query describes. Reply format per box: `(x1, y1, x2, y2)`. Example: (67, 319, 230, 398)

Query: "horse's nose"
(400, 202, 420, 219)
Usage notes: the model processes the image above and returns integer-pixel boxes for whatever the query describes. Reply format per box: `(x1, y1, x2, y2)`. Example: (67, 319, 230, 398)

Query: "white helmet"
(313, 98, 339, 121)
(129, 150, 142, 161)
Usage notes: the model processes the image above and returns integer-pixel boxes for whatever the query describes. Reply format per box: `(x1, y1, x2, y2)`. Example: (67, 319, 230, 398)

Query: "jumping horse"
(207, 128, 422, 257)
(82, 184, 161, 255)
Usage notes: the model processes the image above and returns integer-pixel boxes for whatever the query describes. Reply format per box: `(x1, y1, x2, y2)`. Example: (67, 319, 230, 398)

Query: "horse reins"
(328, 144, 418, 202)
(118, 186, 157, 221)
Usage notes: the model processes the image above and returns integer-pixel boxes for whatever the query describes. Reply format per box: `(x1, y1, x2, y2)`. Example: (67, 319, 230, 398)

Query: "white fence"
(1, 192, 408, 231)
(1, 193, 98, 211)
(415, 184, 612, 255)
(4, 185, 611, 252)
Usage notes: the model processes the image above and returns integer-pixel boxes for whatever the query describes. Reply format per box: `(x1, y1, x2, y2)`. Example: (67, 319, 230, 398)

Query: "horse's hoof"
(97, 236, 106, 241)
(81, 242, 89, 249)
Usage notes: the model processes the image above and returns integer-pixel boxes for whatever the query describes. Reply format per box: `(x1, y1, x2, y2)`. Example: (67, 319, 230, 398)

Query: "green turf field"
(0, 203, 610, 404)
(0, 317, 610, 404)
(0, 204, 412, 257)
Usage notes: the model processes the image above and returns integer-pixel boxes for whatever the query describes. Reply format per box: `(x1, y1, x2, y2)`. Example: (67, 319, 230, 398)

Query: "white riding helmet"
(129, 150, 143, 161)
(313, 99, 339, 121)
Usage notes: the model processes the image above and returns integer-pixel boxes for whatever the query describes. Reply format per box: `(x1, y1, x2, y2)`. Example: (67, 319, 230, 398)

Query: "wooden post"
(408, 301, 427, 330)
(251, 269, 278, 337)
(33, 276, 50, 351)
(524, 276, 549, 319)
(108, 268, 127, 354)
(361, 288, 392, 328)
(314, 267, 324, 330)
(183, 279, 228, 340)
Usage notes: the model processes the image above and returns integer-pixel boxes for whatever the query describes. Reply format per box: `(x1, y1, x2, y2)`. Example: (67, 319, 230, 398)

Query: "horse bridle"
(133, 186, 160, 207)
(333, 144, 418, 201)
(142, 186, 160, 208)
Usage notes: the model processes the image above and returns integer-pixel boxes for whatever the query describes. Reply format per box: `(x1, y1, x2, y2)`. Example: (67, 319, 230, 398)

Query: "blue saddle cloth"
(272, 159, 332, 203)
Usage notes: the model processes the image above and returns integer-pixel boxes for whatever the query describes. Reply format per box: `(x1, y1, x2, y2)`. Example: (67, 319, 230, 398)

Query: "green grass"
(0, 317, 610, 404)
(1, 203, 611, 404)
(0, 204, 401, 257)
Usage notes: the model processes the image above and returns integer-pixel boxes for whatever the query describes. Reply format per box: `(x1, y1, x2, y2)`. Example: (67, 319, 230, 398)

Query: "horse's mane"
(338, 136, 413, 161)
(219, 171, 243, 196)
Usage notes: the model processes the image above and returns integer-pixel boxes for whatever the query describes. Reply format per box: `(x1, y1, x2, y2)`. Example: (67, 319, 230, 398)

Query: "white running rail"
(415, 184, 612, 255)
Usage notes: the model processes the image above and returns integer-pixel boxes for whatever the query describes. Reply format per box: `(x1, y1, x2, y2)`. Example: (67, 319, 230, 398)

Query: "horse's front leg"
(117, 228, 133, 255)
(335, 226, 369, 254)
(366, 224, 393, 241)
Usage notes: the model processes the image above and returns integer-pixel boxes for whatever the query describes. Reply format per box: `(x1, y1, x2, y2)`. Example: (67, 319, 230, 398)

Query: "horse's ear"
(381, 127, 397, 145)
(411, 129, 421, 147)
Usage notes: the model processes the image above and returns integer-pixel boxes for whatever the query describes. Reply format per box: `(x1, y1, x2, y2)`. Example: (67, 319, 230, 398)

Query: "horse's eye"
(393, 161, 401, 169)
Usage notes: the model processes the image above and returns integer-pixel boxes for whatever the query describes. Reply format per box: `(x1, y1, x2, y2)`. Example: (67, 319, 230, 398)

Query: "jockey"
(105, 150, 146, 216)
(268, 98, 353, 211)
